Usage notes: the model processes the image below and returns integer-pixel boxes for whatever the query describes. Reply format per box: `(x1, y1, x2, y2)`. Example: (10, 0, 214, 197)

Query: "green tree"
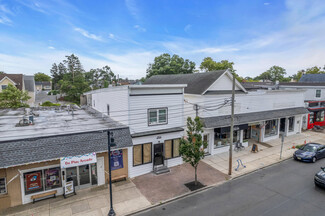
(59, 74, 90, 103)
(255, 66, 286, 82)
(179, 117, 208, 186)
(34, 72, 51, 82)
(85, 66, 116, 89)
(0, 84, 31, 108)
(199, 57, 234, 72)
(146, 53, 196, 78)
(0, 71, 4, 75)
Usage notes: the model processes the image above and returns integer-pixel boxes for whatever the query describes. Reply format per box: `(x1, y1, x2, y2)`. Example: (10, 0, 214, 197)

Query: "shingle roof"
(131, 127, 184, 138)
(0, 128, 133, 168)
(35, 81, 51, 86)
(201, 107, 309, 128)
(280, 82, 325, 86)
(241, 82, 274, 90)
(0, 74, 23, 90)
(299, 74, 325, 83)
(23, 75, 35, 92)
(144, 70, 226, 94)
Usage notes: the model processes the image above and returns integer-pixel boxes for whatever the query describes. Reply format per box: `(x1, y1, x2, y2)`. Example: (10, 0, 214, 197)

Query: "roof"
(279, 82, 325, 87)
(131, 127, 184, 138)
(144, 70, 226, 94)
(201, 107, 309, 128)
(0, 74, 23, 90)
(204, 90, 246, 95)
(23, 75, 35, 92)
(0, 107, 127, 141)
(0, 129, 133, 168)
(299, 74, 325, 83)
(241, 82, 274, 90)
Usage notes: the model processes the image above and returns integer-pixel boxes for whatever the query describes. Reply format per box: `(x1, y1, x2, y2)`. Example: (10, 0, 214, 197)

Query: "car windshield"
(301, 145, 318, 152)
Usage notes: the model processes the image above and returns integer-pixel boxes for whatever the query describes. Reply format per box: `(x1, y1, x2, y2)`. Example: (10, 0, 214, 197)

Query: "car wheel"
(312, 157, 317, 163)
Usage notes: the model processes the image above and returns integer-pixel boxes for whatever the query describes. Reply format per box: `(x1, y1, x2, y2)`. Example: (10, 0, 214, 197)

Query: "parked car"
(293, 143, 325, 163)
(314, 167, 325, 188)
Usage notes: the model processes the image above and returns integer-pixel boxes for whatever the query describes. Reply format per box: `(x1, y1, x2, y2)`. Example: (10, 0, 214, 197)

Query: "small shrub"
(41, 101, 60, 107)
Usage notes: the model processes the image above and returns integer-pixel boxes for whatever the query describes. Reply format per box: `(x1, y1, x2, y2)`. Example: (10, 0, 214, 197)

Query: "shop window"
(24, 167, 61, 195)
(309, 102, 318, 108)
(316, 111, 325, 122)
(0, 178, 6, 194)
(288, 117, 295, 132)
(264, 119, 278, 137)
(309, 114, 314, 124)
(214, 130, 238, 148)
(148, 108, 167, 125)
(243, 127, 251, 140)
(164, 139, 181, 159)
(133, 143, 152, 166)
(316, 90, 321, 98)
(91, 164, 98, 185)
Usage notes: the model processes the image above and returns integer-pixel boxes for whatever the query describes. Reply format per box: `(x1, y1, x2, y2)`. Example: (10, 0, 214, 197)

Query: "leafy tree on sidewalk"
(0, 84, 31, 108)
(180, 117, 208, 186)
(34, 72, 51, 82)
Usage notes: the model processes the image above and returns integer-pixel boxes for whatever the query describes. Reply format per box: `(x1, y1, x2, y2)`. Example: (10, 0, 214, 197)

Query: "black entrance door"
(154, 143, 164, 166)
(280, 118, 286, 133)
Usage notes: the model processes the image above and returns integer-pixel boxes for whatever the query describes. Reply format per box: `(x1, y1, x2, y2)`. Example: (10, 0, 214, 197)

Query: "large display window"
(265, 119, 278, 137)
(24, 167, 61, 195)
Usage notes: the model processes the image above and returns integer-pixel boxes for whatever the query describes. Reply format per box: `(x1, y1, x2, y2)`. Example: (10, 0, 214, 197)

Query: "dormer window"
(148, 108, 167, 126)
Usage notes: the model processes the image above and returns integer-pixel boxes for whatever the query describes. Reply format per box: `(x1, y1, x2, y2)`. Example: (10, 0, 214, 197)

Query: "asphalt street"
(136, 159, 325, 216)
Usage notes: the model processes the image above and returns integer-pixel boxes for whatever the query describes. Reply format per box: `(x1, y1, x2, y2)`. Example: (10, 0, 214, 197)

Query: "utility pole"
(194, 104, 199, 117)
(228, 70, 236, 176)
(107, 131, 116, 216)
(280, 133, 284, 159)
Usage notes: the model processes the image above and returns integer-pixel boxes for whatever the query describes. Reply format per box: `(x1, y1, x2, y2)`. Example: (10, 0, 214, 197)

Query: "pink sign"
(60, 153, 97, 168)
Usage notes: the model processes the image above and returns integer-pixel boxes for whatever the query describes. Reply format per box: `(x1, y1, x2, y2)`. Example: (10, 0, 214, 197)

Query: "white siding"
(129, 132, 184, 178)
(129, 94, 184, 134)
(208, 73, 241, 91)
(91, 88, 129, 125)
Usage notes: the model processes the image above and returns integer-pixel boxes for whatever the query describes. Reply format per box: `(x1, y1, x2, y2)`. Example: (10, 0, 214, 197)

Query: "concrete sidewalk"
(203, 130, 325, 178)
(0, 180, 150, 216)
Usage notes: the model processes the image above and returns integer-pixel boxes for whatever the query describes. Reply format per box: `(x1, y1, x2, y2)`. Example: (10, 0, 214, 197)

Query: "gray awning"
(0, 128, 133, 168)
(131, 127, 184, 138)
(201, 107, 309, 128)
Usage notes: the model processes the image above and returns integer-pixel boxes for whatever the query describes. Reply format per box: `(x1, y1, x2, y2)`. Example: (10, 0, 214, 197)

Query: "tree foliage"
(292, 66, 325, 81)
(179, 117, 208, 185)
(0, 84, 31, 108)
(199, 57, 234, 72)
(146, 53, 196, 78)
(85, 66, 116, 89)
(34, 72, 51, 82)
(254, 65, 286, 82)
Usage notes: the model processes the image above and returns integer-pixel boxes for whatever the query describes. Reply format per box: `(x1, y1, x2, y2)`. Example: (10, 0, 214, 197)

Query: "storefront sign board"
(25, 172, 42, 191)
(64, 181, 74, 196)
(61, 152, 97, 168)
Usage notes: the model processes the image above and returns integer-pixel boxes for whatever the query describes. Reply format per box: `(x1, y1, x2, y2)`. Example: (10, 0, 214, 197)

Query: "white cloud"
(125, 0, 139, 20)
(193, 47, 239, 54)
(48, 46, 55, 49)
(74, 27, 102, 41)
(184, 24, 191, 32)
(134, 25, 146, 32)
(0, 4, 13, 25)
(108, 33, 115, 39)
(264, 2, 270, 6)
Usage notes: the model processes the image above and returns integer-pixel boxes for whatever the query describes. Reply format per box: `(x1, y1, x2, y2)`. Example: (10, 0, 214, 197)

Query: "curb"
(126, 157, 293, 216)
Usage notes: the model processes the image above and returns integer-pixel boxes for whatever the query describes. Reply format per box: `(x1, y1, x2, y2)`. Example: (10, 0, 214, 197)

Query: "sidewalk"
(0, 180, 150, 216)
(203, 130, 325, 178)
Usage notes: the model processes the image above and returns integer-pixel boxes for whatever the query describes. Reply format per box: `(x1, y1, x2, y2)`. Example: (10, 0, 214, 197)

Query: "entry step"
(154, 166, 170, 175)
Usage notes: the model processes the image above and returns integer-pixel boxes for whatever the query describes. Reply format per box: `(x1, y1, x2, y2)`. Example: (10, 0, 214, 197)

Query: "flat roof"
(0, 107, 126, 142)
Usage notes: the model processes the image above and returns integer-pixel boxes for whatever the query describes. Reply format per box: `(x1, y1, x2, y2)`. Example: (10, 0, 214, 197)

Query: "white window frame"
(148, 108, 168, 126)
(1, 85, 8, 90)
(316, 90, 321, 98)
(0, 177, 7, 194)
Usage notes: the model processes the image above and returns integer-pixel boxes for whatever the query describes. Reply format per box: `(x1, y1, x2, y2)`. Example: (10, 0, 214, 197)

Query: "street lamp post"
(107, 130, 116, 216)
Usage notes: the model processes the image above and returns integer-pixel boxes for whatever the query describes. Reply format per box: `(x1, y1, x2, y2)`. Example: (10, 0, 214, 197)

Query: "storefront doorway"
(66, 164, 97, 190)
(280, 118, 286, 133)
(154, 143, 164, 166)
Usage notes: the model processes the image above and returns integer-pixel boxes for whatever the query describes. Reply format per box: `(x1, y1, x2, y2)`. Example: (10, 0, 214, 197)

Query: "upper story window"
(316, 90, 321, 98)
(1, 85, 7, 90)
(0, 178, 6, 194)
(148, 108, 167, 126)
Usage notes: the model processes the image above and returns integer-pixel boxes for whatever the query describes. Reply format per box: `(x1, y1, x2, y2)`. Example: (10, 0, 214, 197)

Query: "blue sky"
(1, 0, 325, 79)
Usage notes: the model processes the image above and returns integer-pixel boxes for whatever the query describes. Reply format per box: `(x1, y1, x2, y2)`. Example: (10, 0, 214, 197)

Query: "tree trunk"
(195, 165, 198, 186)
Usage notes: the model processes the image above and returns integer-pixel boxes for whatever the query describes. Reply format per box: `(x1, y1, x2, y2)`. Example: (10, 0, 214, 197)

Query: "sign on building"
(60, 152, 97, 168)
(111, 150, 123, 170)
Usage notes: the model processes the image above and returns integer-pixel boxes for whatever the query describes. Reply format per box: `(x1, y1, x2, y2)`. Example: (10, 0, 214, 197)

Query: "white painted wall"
(208, 73, 241, 91)
(129, 131, 184, 178)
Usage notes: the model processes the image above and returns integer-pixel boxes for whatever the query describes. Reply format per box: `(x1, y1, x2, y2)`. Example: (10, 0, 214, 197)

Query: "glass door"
(78, 165, 91, 188)
(66, 167, 78, 188)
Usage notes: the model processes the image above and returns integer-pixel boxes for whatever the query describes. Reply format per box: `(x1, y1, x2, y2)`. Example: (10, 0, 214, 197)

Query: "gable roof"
(144, 70, 227, 94)
(0, 74, 24, 90)
(299, 74, 325, 83)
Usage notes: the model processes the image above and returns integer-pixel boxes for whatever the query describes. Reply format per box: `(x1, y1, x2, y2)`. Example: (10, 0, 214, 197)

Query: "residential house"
(35, 81, 52, 91)
(84, 84, 187, 177)
(0, 107, 132, 209)
(0, 73, 35, 106)
(145, 70, 308, 155)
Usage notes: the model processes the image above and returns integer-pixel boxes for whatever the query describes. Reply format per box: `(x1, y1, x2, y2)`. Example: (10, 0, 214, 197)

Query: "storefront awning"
(201, 107, 309, 129)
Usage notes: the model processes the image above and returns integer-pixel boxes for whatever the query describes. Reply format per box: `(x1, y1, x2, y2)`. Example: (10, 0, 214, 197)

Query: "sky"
(1, 0, 325, 79)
